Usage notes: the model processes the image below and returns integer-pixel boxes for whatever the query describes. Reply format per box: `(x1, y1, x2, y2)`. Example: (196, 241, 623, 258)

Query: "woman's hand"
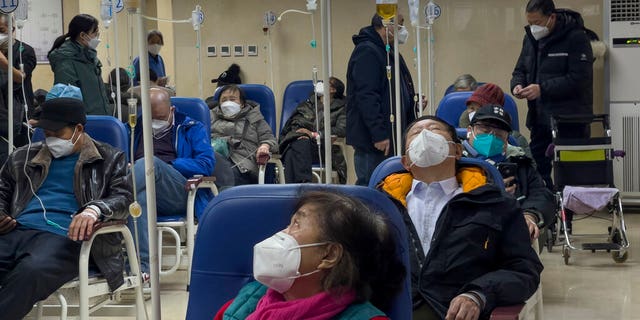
(256, 144, 270, 156)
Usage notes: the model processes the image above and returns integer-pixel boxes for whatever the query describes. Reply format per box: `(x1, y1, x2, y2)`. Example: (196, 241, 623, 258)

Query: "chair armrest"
(186, 175, 219, 196)
(490, 304, 525, 320)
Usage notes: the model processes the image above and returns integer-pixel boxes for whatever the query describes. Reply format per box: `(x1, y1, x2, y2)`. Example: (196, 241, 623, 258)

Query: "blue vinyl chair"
(368, 156, 505, 189)
(435, 91, 473, 128)
(280, 80, 314, 135)
(213, 84, 285, 184)
(171, 97, 211, 137)
(503, 95, 520, 131)
(186, 184, 413, 320)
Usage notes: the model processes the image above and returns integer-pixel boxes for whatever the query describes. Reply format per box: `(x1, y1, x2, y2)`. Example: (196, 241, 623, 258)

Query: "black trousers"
(282, 138, 348, 184)
(0, 227, 81, 320)
(283, 138, 318, 183)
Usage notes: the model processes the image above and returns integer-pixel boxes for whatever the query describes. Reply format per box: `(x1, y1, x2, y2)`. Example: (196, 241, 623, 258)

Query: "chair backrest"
(503, 95, 520, 131)
(186, 184, 413, 320)
(212, 84, 277, 135)
(32, 115, 130, 161)
(435, 91, 473, 127)
(280, 80, 314, 135)
(171, 97, 211, 137)
(368, 156, 505, 189)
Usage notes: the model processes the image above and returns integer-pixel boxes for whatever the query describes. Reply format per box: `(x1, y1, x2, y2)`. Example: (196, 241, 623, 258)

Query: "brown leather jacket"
(0, 133, 133, 290)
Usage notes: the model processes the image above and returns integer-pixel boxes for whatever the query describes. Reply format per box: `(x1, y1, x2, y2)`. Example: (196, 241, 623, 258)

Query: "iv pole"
(426, 0, 438, 115)
(409, 0, 424, 117)
(320, 0, 332, 183)
(126, 0, 161, 319)
(113, 0, 122, 121)
(393, 15, 401, 156)
(7, 13, 13, 153)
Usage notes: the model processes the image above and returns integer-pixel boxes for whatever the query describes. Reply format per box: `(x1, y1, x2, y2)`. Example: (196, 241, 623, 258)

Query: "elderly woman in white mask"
(213, 190, 406, 320)
(210, 84, 276, 186)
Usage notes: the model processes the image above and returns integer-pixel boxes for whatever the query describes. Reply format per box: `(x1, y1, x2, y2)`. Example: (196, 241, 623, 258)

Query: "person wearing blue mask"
(463, 105, 555, 242)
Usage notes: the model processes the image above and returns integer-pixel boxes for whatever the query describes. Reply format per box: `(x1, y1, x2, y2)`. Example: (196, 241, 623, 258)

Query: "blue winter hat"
(46, 83, 83, 101)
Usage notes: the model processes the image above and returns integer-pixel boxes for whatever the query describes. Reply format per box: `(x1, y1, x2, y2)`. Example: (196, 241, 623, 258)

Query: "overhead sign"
(0, 0, 19, 14)
(424, 1, 441, 23)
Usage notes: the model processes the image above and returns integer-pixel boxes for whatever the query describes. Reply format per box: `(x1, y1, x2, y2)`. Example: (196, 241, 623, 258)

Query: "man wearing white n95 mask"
(376, 116, 542, 320)
(129, 88, 215, 277)
(0, 95, 132, 320)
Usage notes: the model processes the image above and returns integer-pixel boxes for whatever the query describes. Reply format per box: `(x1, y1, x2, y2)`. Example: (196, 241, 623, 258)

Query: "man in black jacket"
(378, 115, 542, 320)
(0, 97, 132, 319)
(462, 105, 555, 241)
(347, 13, 416, 186)
(510, 0, 593, 189)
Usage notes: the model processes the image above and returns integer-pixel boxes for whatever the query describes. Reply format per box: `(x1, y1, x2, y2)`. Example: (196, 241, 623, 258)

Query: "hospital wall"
(31, 0, 603, 182)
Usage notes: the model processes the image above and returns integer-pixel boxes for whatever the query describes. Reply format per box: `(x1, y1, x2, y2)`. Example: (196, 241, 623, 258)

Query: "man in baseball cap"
(464, 104, 555, 242)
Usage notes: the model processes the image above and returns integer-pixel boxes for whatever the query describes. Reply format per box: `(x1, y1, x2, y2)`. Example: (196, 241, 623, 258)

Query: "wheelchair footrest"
(581, 243, 622, 251)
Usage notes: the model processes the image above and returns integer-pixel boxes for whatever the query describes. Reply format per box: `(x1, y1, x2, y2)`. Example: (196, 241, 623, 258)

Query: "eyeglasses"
(473, 122, 509, 140)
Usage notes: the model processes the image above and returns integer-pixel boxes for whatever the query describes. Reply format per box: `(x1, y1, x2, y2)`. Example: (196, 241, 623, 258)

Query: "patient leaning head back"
(223, 190, 406, 319)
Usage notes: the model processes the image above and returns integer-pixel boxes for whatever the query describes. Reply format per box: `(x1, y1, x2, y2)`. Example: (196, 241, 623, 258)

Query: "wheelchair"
(545, 114, 629, 265)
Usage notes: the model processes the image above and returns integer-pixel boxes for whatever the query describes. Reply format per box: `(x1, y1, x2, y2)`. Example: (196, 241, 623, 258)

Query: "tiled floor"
(29, 209, 640, 320)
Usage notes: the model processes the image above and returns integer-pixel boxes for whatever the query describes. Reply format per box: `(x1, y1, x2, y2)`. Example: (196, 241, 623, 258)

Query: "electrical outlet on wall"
(207, 45, 216, 57)
(220, 45, 230, 57)
(247, 44, 258, 56)
(234, 45, 244, 57)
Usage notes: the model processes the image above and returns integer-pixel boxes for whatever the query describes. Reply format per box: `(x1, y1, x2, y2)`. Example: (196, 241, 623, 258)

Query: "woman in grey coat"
(211, 85, 276, 185)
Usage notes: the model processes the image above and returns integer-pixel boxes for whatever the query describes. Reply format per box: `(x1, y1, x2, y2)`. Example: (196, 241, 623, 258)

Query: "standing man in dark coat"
(346, 13, 417, 186)
(510, 0, 593, 190)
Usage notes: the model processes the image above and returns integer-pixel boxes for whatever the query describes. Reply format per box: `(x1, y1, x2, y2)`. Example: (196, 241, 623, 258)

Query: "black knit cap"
(36, 98, 87, 131)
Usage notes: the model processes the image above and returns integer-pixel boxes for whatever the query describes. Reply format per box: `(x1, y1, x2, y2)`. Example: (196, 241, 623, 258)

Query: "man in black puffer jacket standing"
(510, 0, 593, 191)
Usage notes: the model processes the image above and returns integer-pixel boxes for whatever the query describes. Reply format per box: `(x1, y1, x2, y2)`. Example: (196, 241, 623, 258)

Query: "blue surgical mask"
(472, 133, 504, 157)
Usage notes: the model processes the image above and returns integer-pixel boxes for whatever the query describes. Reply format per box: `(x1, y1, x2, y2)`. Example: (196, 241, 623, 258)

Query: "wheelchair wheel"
(612, 251, 628, 263)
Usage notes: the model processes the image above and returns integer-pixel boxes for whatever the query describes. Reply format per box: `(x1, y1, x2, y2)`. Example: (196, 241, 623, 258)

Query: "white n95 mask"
(88, 36, 101, 49)
(220, 101, 242, 117)
(397, 25, 409, 44)
(408, 129, 454, 167)
(46, 127, 79, 158)
(253, 231, 326, 293)
(148, 44, 162, 55)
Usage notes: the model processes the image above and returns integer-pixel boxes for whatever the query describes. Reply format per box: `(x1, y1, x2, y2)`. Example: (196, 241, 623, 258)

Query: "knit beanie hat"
(466, 83, 505, 107)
